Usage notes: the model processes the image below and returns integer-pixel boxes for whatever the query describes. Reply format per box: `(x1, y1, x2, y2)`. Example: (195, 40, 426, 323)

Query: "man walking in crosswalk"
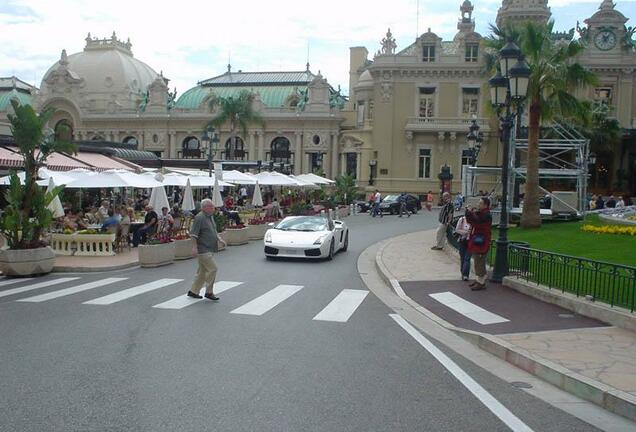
(187, 199, 227, 300)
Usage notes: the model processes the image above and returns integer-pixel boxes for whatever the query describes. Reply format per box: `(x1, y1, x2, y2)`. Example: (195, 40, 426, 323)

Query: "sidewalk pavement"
(376, 229, 636, 421)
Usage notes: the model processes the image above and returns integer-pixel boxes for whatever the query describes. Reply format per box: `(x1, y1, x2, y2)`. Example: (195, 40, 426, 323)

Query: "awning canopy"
(0, 146, 23, 168)
(69, 153, 141, 172)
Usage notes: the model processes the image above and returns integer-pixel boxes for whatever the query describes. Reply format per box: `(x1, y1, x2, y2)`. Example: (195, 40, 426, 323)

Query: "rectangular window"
(422, 45, 435, 62)
(461, 87, 479, 117)
(418, 148, 432, 179)
(356, 101, 365, 126)
(346, 153, 357, 179)
(465, 44, 479, 62)
(461, 149, 472, 178)
(419, 87, 436, 118)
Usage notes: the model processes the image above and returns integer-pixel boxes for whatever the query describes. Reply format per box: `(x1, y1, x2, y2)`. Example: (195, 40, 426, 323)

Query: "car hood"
(268, 229, 328, 244)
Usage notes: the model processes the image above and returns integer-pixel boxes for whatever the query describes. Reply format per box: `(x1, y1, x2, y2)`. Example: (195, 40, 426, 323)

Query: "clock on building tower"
(594, 29, 617, 50)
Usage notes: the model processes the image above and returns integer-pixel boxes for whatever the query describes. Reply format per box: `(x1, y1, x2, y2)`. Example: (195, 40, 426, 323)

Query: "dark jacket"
(465, 208, 492, 254)
(439, 201, 454, 224)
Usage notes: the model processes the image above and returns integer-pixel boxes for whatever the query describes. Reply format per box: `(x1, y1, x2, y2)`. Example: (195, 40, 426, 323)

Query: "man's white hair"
(201, 198, 214, 207)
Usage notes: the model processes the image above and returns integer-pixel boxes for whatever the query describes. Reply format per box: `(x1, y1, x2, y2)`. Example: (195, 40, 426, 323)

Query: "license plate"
(283, 249, 300, 255)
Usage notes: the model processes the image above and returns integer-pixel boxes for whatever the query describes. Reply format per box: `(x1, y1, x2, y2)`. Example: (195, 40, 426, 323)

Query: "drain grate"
(510, 381, 533, 389)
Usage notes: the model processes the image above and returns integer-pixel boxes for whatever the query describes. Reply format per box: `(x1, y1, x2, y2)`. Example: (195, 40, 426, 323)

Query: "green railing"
(446, 220, 636, 312)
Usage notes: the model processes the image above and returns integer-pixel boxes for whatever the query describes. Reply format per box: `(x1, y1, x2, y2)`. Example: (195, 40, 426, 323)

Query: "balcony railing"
(405, 116, 490, 132)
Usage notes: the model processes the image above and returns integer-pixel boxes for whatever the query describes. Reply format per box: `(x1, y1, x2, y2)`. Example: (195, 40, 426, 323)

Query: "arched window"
(54, 120, 73, 142)
(224, 137, 245, 160)
(181, 136, 201, 158)
(122, 136, 138, 146)
(269, 137, 291, 164)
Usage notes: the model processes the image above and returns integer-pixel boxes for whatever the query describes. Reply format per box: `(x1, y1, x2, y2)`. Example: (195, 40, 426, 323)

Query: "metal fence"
(446, 221, 636, 312)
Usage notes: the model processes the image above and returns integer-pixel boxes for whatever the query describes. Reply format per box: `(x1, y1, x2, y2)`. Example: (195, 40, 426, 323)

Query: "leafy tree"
(486, 21, 597, 228)
(207, 91, 265, 158)
(0, 101, 76, 249)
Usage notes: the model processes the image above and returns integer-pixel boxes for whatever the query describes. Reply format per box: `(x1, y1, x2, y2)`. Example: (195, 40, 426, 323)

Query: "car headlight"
(313, 234, 329, 245)
(264, 231, 272, 243)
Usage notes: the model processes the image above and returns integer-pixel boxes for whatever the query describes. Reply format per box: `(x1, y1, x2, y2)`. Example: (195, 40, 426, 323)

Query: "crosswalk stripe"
(230, 284, 303, 316)
(0, 277, 80, 299)
(152, 281, 244, 310)
(313, 289, 369, 322)
(0, 278, 25, 288)
(429, 292, 510, 325)
(17, 278, 128, 302)
(83, 278, 183, 305)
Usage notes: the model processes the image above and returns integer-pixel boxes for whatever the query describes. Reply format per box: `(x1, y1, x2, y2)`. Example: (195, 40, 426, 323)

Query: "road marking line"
(313, 289, 369, 322)
(0, 278, 25, 288)
(17, 278, 128, 302)
(83, 278, 183, 305)
(389, 314, 534, 432)
(429, 292, 509, 325)
(152, 281, 243, 309)
(0, 277, 80, 299)
(230, 284, 303, 316)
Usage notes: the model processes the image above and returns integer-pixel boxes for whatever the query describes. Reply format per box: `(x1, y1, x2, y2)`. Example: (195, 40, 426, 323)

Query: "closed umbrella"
(252, 180, 263, 207)
(212, 177, 224, 207)
(46, 177, 65, 218)
(149, 185, 170, 212)
(181, 178, 195, 211)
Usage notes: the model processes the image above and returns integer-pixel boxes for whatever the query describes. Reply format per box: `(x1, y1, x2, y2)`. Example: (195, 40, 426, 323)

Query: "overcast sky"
(1, 0, 635, 96)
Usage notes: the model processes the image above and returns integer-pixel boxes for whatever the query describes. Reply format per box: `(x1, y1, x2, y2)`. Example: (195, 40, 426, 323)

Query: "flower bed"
(581, 224, 636, 236)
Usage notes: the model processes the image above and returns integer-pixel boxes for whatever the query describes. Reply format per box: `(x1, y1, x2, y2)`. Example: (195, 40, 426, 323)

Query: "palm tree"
(486, 21, 597, 228)
(206, 90, 265, 160)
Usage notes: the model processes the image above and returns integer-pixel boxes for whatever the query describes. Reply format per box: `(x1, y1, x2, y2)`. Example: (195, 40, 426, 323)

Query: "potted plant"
(138, 232, 175, 267)
(172, 233, 193, 260)
(0, 101, 76, 276)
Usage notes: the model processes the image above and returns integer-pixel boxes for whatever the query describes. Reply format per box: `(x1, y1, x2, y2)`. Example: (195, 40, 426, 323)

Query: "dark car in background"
(379, 194, 421, 215)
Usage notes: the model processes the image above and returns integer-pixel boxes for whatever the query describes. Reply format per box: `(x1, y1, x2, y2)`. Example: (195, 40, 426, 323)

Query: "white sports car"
(264, 215, 349, 260)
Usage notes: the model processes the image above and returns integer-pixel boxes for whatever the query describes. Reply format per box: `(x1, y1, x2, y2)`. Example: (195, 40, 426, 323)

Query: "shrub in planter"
(0, 101, 76, 276)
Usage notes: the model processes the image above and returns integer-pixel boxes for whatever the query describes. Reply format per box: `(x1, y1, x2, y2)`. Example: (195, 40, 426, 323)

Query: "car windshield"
(383, 195, 399, 202)
(275, 216, 328, 232)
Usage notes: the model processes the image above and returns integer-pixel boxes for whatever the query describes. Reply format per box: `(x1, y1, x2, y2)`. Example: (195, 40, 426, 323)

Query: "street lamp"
(368, 159, 377, 186)
(466, 118, 483, 166)
(201, 126, 220, 197)
(488, 40, 531, 283)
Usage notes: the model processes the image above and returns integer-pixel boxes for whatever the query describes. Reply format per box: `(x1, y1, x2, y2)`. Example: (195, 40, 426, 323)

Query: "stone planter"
(217, 238, 226, 251)
(246, 224, 269, 240)
(0, 246, 56, 276)
(336, 206, 350, 219)
(219, 228, 249, 246)
(173, 238, 193, 260)
(138, 241, 175, 268)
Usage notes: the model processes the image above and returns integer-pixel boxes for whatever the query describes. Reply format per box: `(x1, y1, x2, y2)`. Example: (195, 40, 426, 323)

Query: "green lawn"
(493, 215, 636, 267)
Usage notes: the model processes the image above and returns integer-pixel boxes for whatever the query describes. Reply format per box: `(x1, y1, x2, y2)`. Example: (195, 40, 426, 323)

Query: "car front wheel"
(327, 240, 335, 260)
(342, 232, 349, 252)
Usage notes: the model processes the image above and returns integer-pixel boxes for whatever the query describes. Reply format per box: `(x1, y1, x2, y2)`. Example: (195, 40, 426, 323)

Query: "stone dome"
(356, 70, 373, 88)
(39, 33, 161, 113)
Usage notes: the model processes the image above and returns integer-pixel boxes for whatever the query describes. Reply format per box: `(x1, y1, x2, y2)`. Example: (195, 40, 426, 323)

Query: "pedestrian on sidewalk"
(398, 192, 410, 218)
(187, 199, 227, 301)
(454, 214, 472, 281)
(371, 189, 383, 218)
(432, 192, 454, 250)
(465, 197, 492, 291)
(425, 190, 433, 211)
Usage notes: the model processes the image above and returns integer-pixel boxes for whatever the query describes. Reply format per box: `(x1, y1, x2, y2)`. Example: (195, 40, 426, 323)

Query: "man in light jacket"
(432, 192, 454, 250)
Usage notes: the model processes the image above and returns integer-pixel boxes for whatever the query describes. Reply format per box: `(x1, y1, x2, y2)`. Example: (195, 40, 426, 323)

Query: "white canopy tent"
(289, 175, 319, 189)
(0, 168, 78, 187)
(253, 171, 299, 186)
(222, 170, 257, 184)
(296, 173, 335, 185)
(60, 169, 164, 189)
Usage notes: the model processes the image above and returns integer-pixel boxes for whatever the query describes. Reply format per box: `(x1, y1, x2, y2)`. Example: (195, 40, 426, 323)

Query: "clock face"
(594, 30, 617, 51)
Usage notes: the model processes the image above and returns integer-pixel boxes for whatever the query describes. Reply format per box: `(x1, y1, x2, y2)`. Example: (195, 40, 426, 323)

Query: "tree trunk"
(520, 98, 542, 229)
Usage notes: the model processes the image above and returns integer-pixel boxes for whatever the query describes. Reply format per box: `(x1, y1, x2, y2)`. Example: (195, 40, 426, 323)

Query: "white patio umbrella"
(160, 173, 233, 187)
(46, 177, 65, 218)
(0, 168, 78, 187)
(252, 180, 263, 207)
(223, 170, 257, 184)
(212, 177, 224, 207)
(181, 178, 195, 211)
(253, 171, 298, 186)
(149, 185, 170, 211)
(61, 170, 162, 189)
(297, 173, 335, 185)
(289, 175, 319, 189)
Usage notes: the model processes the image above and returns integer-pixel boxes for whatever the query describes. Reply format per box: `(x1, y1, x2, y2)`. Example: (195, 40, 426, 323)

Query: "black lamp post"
(488, 41, 531, 283)
(466, 118, 483, 166)
(201, 126, 220, 198)
(369, 159, 377, 186)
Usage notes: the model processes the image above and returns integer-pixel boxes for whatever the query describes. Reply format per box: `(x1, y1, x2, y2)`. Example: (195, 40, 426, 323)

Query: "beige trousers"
(473, 253, 487, 284)
(435, 223, 448, 248)
(190, 252, 218, 295)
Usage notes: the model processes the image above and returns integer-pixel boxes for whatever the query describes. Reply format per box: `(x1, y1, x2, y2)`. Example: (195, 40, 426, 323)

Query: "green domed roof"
(0, 89, 33, 112)
(175, 85, 305, 110)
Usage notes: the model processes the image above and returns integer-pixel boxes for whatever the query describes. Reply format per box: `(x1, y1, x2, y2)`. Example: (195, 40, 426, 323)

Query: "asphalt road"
(0, 211, 604, 431)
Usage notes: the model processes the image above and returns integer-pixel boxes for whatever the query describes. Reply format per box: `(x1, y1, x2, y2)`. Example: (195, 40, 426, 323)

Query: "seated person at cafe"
(101, 208, 120, 233)
(221, 205, 242, 226)
(98, 200, 110, 219)
(158, 206, 174, 232)
(63, 209, 87, 231)
(224, 195, 235, 210)
(133, 205, 158, 247)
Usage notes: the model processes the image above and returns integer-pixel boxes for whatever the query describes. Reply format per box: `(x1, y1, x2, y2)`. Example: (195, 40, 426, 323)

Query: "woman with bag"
(454, 215, 472, 281)
(465, 197, 492, 291)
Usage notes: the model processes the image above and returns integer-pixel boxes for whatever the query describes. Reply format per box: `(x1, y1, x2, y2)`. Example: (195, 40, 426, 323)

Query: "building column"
(294, 132, 302, 175)
(168, 132, 176, 158)
(618, 69, 633, 126)
(341, 153, 347, 176)
(248, 132, 256, 161)
(331, 133, 339, 179)
(257, 131, 265, 161)
(139, 132, 145, 150)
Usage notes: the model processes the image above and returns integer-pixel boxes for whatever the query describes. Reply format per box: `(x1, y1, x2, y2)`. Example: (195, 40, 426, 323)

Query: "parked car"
(354, 200, 372, 213)
(378, 194, 421, 215)
(264, 215, 349, 260)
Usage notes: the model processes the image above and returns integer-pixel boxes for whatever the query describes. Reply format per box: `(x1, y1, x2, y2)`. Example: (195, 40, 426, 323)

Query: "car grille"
(304, 248, 322, 257)
(264, 246, 279, 255)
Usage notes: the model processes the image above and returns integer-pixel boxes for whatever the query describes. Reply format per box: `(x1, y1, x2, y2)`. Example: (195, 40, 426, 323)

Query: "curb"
(53, 261, 139, 273)
(374, 234, 636, 422)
